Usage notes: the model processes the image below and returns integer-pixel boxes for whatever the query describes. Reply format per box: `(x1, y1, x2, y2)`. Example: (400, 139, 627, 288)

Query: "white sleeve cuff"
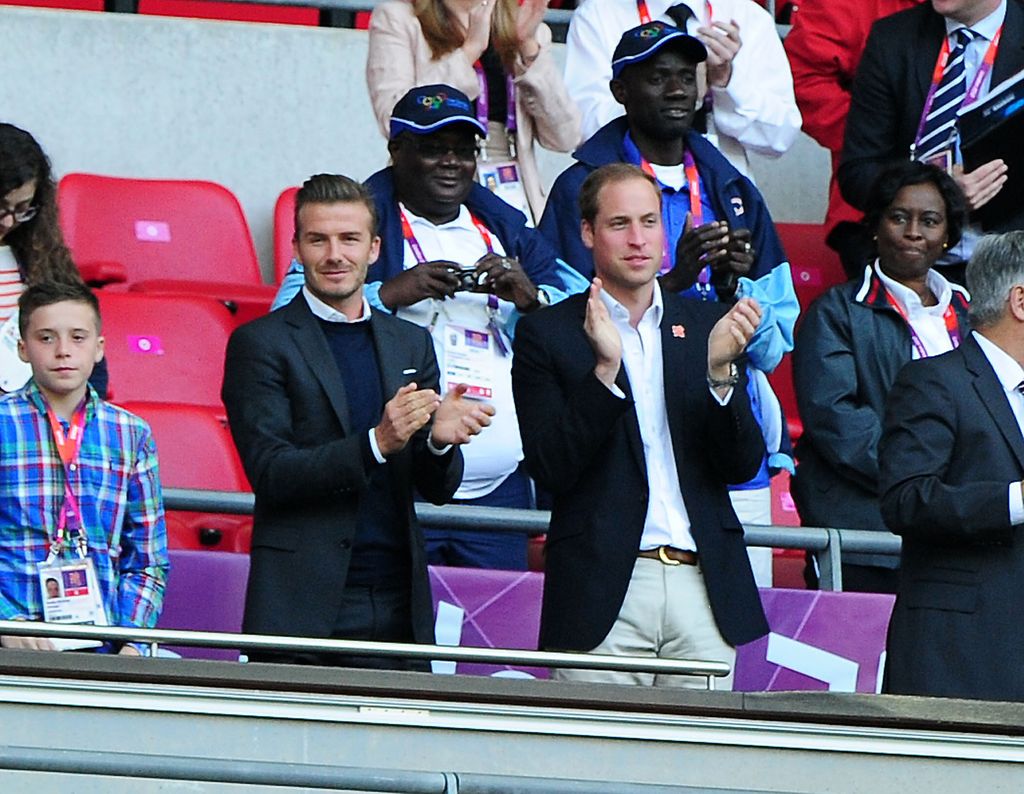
(1009, 482, 1024, 525)
(427, 435, 452, 456)
(709, 385, 734, 405)
(368, 429, 387, 465)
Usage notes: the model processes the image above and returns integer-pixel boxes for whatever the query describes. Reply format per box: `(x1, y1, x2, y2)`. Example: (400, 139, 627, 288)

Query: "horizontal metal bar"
(163, 488, 902, 553)
(0, 620, 729, 678)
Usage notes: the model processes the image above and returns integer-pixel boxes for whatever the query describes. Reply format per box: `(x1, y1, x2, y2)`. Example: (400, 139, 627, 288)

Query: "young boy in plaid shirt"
(0, 282, 167, 653)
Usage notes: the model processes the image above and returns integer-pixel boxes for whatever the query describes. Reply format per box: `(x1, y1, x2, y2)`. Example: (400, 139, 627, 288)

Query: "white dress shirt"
(875, 262, 964, 359)
(564, 0, 802, 177)
(600, 284, 703, 551)
(972, 330, 1024, 524)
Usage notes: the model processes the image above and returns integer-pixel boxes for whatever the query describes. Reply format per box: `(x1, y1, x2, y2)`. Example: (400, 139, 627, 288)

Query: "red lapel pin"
(671, 324, 686, 339)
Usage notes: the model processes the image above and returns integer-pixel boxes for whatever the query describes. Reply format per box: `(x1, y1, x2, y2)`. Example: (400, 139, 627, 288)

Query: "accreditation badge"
(37, 557, 106, 650)
(921, 147, 955, 175)
(477, 161, 533, 226)
(443, 325, 496, 400)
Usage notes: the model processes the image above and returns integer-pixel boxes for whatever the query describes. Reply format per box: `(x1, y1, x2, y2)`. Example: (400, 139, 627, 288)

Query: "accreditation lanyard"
(44, 401, 89, 559)
(911, 28, 1001, 158)
(638, 150, 710, 292)
(473, 61, 517, 154)
(636, 0, 712, 25)
(884, 289, 962, 359)
(398, 209, 509, 354)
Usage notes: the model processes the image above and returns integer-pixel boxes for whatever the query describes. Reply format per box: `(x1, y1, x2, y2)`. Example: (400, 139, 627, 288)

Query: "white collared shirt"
(302, 285, 371, 323)
(875, 262, 961, 359)
(600, 284, 699, 552)
(972, 330, 1024, 524)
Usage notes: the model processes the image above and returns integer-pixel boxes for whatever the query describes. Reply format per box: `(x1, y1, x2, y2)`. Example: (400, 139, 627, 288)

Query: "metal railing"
(164, 487, 903, 592)
(0, 621, 730, 686)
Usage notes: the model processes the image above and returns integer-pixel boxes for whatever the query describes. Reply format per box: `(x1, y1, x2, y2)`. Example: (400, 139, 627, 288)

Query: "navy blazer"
(222, 295, 463, 642)
(512, 289, 769, 652)
(880, 333, 1024, 700)
(840, 0, 1024, 231)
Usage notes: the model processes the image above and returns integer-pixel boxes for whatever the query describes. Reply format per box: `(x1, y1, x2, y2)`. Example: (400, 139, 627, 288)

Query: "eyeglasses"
(0, 204, 38, 224)
(410, 140, 480, 161)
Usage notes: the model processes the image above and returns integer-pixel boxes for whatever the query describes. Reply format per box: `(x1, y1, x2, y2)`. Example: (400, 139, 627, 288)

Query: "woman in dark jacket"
(791, 160, 968, 593)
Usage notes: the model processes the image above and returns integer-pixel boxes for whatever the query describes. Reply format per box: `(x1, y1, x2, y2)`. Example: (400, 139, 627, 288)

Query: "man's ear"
(94, 335, 105, 364)
(16, 338, 27, 364)
(610, 78, 628, 106)
(368, 235, 382, 266)
(581, 219, 596, 251)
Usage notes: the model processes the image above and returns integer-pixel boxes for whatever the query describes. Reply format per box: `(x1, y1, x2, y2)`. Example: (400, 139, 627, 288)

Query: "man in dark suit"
(512, 164, 769, 688)
(222, 174, 493, 668)
(839, 0, 1024, 276)
(880, 230, 1024, 701)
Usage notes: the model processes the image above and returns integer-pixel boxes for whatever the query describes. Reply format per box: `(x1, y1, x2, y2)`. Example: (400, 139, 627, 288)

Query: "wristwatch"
(707, 362, 740, 389)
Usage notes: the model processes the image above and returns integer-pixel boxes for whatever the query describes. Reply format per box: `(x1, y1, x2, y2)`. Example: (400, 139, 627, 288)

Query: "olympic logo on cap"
(419, 91, 449, 110)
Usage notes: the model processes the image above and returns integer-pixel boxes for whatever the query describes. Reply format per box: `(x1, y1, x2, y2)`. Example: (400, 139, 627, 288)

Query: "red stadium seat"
(58, 173, 275, 323)
(121, 401, 252, 554)
(97, 292, 236, 408)
(770, 223, 846, 439)
(0, 0, 103, 8)
(138, 0, 319, 26)
(273, 186, 299, 285)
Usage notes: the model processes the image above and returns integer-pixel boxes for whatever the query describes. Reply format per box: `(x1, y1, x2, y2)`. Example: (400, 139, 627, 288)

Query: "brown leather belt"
(638, 546, 698, 566)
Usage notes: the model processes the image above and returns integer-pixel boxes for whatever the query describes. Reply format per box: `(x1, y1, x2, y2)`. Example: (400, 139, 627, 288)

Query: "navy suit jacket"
(880, 333, 1024, 700)
(512, 289, 769, 652)
(840, 0, 1024, 231)
(222, 295, 463, 642)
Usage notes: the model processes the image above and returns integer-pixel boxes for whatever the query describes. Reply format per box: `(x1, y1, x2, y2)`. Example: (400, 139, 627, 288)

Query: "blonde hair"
(414, 0, 519, 73)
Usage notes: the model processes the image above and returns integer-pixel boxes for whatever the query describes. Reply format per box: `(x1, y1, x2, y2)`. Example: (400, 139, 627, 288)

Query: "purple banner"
(430, 566, 895, 692)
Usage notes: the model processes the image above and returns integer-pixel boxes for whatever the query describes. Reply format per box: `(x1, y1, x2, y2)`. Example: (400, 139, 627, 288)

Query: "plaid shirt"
(0, 381, 168, 629)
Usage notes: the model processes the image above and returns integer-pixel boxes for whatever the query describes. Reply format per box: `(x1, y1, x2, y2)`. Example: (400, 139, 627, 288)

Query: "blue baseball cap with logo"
(611, 21, 708, 78)
(389, 84, 488, 139)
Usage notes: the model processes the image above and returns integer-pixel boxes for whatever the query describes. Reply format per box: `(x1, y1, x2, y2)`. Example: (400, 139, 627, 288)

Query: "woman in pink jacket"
(367, 0, 581, 223)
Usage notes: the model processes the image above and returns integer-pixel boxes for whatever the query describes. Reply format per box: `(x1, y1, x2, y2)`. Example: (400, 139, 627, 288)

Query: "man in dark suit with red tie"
(880, 231, 1024, 701)
(840, 0, 1024, 280)
(512, 164, 769, 689)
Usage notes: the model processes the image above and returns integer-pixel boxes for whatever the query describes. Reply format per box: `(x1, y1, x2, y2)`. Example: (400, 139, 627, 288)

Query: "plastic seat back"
(59, 173, 261, 287)
(98, 292, 236, 408)
(138, 0, 319, 25)
(273, 186, 299, 285)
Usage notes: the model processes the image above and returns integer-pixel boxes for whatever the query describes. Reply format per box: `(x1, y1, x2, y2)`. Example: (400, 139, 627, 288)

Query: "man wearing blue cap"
(276, 85, 578, 570)
(539, 23, 798, 584)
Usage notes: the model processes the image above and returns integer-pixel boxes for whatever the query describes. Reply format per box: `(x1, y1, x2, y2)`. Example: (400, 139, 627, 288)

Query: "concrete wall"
(0, 6, 830, 281)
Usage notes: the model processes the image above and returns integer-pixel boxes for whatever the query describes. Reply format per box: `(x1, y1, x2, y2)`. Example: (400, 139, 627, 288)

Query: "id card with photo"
(477, 162, 533, 226)
(37, 557, 105, 650)
(443, 325, 496, 399)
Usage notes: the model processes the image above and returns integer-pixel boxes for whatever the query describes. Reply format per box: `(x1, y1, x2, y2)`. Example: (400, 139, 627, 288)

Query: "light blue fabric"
(272, 259, 304, 311)
(736, 260, 798, 373)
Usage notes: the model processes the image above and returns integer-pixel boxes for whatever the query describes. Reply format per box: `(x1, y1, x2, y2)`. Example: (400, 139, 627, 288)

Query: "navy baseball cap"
(389, 84, 488, 139)
(611, 21, 708, 78)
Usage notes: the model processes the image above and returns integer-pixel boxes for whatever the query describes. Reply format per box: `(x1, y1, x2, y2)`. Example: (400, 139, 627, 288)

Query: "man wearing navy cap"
(275, 85, 579, 571)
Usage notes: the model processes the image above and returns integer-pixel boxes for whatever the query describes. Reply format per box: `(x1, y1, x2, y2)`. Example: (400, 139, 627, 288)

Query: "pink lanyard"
(638, 150, 707, 286)
(44, 401, 88, 556)
(636, 0, 712, 25)
(884, 289, 962, 359)
(473, 61, 517, 135)
(911, 27, 1001, 157)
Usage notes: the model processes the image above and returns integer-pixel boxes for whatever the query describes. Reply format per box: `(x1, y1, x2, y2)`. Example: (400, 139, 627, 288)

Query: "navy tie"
(916, 28, 979, 161)
(665, 3, 695, 30)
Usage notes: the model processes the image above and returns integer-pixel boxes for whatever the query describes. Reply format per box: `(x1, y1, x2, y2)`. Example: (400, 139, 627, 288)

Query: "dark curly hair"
(862, 160, 967, 252)
(0, 123, 83, 287)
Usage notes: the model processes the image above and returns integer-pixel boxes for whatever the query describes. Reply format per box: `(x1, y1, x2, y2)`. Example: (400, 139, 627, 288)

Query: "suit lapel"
(913, 10, 947, 108)
(964, 335, 1024, 471)
(285, 296, 352, 433)
(371, 311, 404, 404)
(660, 296, 698, 456)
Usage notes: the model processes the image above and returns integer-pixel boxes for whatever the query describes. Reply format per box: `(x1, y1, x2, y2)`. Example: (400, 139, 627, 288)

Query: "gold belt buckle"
(657, 546, 682, 566)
